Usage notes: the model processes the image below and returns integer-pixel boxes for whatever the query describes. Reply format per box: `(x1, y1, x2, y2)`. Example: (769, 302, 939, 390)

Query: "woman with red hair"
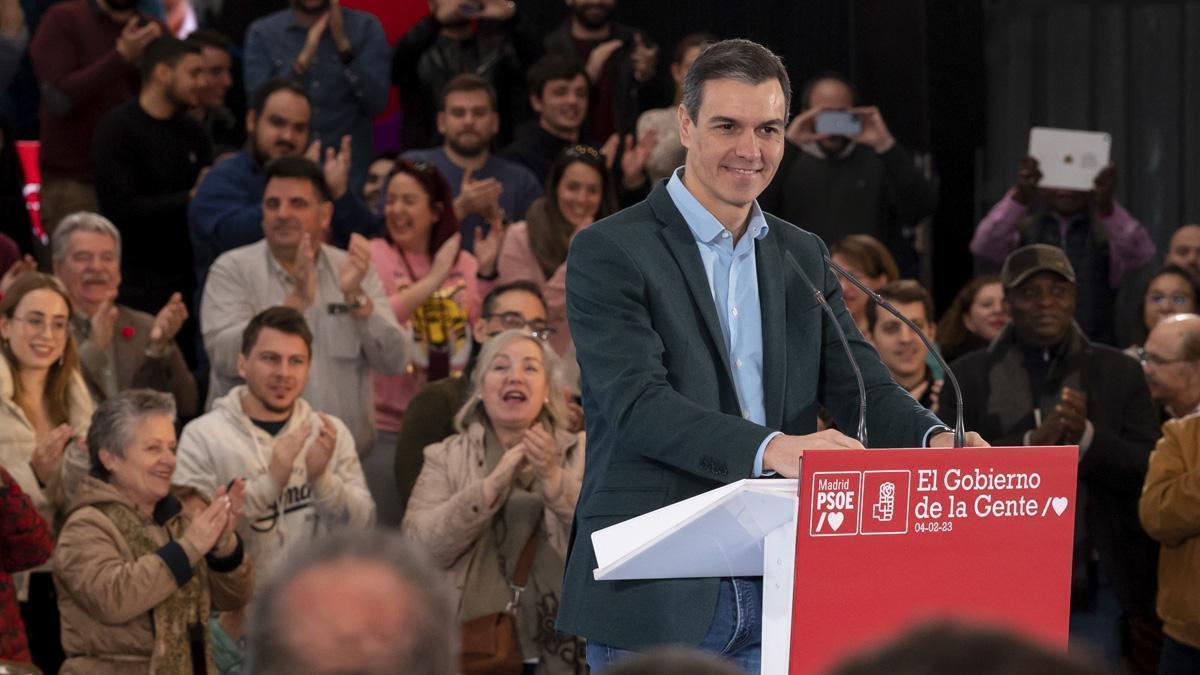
(366, 159, 503, 526)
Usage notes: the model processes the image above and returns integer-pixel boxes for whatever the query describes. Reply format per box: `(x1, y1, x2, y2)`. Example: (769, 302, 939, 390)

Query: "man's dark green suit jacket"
(556, 180, 946, 649)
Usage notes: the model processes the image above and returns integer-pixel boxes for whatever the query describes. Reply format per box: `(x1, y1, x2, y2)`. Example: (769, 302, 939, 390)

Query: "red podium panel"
(789, 447, 1077, 674)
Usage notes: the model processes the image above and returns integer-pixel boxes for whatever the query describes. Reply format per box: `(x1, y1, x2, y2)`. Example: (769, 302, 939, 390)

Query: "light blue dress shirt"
(666, 169, 782, 476)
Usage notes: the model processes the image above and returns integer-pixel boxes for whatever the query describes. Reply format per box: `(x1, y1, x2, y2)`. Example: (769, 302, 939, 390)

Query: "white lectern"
(591, 479, 799, 675)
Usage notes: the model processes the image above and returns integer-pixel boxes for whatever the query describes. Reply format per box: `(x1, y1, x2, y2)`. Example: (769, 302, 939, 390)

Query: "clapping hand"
(210, 479, 245, 557)
(304, 413, 338, 481)
(30, 424, 72, 486)
(149, 292, 188, 349)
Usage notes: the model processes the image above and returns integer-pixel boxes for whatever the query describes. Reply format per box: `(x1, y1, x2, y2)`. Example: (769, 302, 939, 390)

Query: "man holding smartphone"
(758, 73, 937, 275)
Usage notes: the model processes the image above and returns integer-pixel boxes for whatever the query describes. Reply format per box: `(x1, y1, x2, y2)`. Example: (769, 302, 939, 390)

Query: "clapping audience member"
(404, 74, 542, 252)
(246, 530, 457, 675)
(244, 0, 390, 191)
(52, 212, 197, 419)
(201, 156, 406, 455)
(498, 145, 618, 380)
(403, 330, 586, 674)
(828, 234, 899, 336)
(189, 79, 377, 298)
(970, 156, 1155, 345)
(0, 465, 55, 665)
(865, 280, 942, 414)
(936, 275, 1008, 363)
(53, 389, 253, 675)
(543, 0, 670, 145)
(761, 72, 938, 274)
(943, 245, 1159, 667)
(92, 36, 212, 368)
(393, 281, 550, 522)
(636, 32, 713, 184)
(30, 0, 162, 234)
(366, 160, 499, 525)
(175, 307, 374, 577)
(186, 28, 242, 156)
(392, 0, 540, 150)
(0, 273, 94, 674)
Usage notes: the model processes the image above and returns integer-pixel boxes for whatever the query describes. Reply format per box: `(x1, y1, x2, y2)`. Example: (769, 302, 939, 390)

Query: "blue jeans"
(1159, 634, 1200, 675)
(586, 577, 763, 673)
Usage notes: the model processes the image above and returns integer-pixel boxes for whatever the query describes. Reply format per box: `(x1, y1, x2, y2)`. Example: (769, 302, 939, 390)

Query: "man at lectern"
(558, 38, 987, 673)
(945, 244, 1159, 668)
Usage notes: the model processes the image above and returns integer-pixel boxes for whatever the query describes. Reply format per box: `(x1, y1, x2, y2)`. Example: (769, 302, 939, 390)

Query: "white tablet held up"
(1028, 127, 1111, 191)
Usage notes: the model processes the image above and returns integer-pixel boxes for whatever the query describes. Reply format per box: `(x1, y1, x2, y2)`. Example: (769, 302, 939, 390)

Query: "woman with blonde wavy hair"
(403, 329, 585, 674)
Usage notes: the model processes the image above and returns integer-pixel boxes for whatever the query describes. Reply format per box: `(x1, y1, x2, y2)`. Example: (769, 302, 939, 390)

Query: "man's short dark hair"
(439, 73, 497, 111)
(481, 280, 548, 318)
(264, 156, 332, 203)
(139, 35, 202, 83)
(527, 54, 589, 99)
(799, 71, 858, 110)
(251, 77, 310, 117)
(186, 28, 233, 53)
(681, 39, 791, 124)
(241, 306, 314, 357)
(866, 279, 934, 333)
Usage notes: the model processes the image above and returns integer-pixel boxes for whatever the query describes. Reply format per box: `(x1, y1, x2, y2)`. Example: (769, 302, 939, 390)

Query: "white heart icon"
(1051, 497, 1068, 516)
(828, 512, 844, 531)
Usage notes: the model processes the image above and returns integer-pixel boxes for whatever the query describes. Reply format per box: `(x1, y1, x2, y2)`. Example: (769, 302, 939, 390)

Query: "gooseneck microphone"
(822, 255, 966, 448)
(784, 252, 868, 447)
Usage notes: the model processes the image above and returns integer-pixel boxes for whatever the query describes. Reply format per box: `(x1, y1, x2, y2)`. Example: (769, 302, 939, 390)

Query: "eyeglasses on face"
(1147, 291, 1193, 308)
(484, 312, 555, 341)
(1137, 347, 1192, 367)
(10, 314, 69, 337)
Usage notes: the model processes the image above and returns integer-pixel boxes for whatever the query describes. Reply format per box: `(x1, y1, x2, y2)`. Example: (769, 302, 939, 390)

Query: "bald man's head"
(1167, 225, 1200, 278)
(1142, 313, 1200, 416)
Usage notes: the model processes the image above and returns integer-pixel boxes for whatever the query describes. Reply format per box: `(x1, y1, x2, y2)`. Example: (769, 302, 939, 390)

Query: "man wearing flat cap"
(941, 243, 1160, 668)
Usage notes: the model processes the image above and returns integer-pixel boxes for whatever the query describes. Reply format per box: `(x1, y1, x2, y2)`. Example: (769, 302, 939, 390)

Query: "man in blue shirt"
(243, 0, 389, 192)
(189, 78, 376, 298)
(558, 39, 988, 672)
(403, 73, 542, 252)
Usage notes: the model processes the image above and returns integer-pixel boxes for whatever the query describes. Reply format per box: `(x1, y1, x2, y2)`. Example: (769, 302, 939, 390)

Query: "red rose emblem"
(121, 327, 135, 340)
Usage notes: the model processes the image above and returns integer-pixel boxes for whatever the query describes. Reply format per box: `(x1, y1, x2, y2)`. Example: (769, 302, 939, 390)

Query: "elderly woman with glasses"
(497, 145, 619, 384)
(0, 272, 94, 672)
(402, 329, 586, 674)
(366, 159, 505, 525)
(53, 389, 253, 675)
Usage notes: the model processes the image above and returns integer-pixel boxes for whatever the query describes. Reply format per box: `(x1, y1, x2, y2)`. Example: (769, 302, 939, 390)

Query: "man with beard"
(543, 0, 670, 145)
(392, 0, 540, 150)
(244, 0, 389, 192)
(971, 155, 1155, 345)
(200, 156, 406, 454)
(92, 36, 211, 365)
(188, 78, 377, 298)
(186, 28, 242, 156)
(404, 73, 541, 252)
(30, 0, 162, 235)
(943, 244, 1160, 668)
(175, 305, 375, 580)
(758, 73, 938, 277)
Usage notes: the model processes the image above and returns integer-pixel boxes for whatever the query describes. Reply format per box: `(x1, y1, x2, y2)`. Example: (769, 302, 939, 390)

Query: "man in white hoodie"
(173, 306, 376, 580)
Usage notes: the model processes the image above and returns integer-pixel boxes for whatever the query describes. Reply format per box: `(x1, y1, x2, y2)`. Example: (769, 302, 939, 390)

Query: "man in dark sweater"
(30, 0, 163, 233)
(92, 35, 212, 363)
(758, 73, 937, 274)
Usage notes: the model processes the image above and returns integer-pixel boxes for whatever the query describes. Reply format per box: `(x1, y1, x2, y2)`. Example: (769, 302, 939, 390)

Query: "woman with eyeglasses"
(367, 159, 503, 526)
(497, 146, 619, 382)
(0, 272, 94, 673)
(402, 329, 585, 674)
(1126, 265, 1200, 358)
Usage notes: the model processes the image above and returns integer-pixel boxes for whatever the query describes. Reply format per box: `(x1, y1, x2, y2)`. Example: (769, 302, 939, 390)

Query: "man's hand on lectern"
(762, 430, 864, 478)
(928, 431, 991, 448)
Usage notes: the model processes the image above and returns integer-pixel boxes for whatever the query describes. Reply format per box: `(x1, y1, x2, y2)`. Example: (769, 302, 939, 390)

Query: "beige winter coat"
(53, 476, 253, 675)
(0, 354, 93, 592)
(401, 421, 584, 608)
